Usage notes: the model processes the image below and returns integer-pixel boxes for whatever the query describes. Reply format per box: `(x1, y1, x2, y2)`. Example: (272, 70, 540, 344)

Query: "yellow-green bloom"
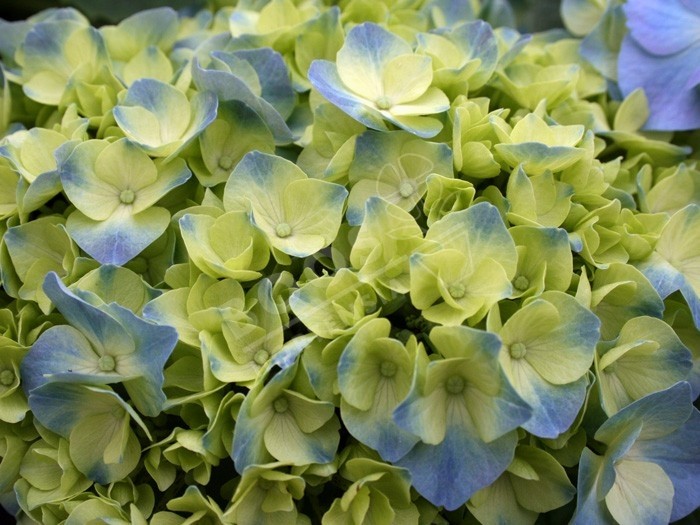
(309, 22, 450, 138)
(337, 319, 420, 462)
(14, 431, 92, 522)
(496, 291, 600, 437)
(290, 269, 379, 340)
(410, 202, 517, 325)
(60, 138, 191, 265)
(350, 197, 429, 298)
(636, 204, 700, 329)
(393, 325, 531, 509)
(113, 79, 217, 159)
(224, 151, 347, 259)
(596, 316, 692, 415)
(416, 20, 498, 96)
(232, 343, 339, 471)
(346, 130, 453, 225)
(468, 445, 575, 525)
(224, 463, 306, 525)
(493, 112, 587, 175)
(180, 211, 270, 282)
(323, 458, 419, 524)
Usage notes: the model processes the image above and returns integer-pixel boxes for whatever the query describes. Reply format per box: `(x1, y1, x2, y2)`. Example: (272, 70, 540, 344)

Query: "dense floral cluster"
(0, 0, 698, 523)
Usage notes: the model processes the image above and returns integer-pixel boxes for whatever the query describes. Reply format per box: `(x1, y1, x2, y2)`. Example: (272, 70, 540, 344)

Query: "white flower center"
(254, 349, 270, 366)
(98, 355, 116, 372)
(446, 375, 465, 394)
(119, 189, 135, 204)
(380, 361, 397, 378)
(218, 155, 234, 171)
(509, 343, 527, 359)
(275, 223, 292, 238)
(399, 181, 415, 198)
(0, 369, 15, 386)
(273, 397, 289, 413)
(448, 283, 466, 299)
(375, 96, 393, 110)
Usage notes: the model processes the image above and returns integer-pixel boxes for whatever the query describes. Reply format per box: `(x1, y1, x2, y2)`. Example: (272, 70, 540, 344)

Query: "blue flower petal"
(396, 423, 518, 510)
(216, 48, 295, 119)
(618, 37, 700, 131)
(341, 400, 420, 462)
(192, 54, 294, 144)
(67, 207, 170, 266)
(20, 325, 123, 395)
(627, 398, 700, 521)
(23, 272, 177, 417)
(308, 60, 388, 132)
(41, 272, 134, 358)
(624, 0, 700, 56)
(520, 373, 589, 438)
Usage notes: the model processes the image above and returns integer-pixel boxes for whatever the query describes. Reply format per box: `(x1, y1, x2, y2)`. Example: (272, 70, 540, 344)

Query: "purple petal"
(682, 0, 700, 15)
(624, 0, 700, 56)
(618, 37, 700, 131)
(395, 424, 518, 510)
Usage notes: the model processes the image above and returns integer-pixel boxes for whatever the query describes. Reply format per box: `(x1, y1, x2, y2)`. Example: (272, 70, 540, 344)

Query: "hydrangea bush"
(0, 0, 699, 523)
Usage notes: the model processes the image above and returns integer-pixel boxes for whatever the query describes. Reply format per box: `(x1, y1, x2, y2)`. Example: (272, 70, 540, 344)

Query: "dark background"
(0, 0, 207, 24)
(0, 0, 564, 29)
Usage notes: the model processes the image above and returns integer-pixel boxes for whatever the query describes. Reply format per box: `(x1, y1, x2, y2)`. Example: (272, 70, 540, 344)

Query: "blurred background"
(0, 0, 563, 31)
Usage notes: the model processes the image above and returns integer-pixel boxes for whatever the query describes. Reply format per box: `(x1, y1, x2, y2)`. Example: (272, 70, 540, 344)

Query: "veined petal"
(336, 23, 412, 101)
(60, 139, 119, 221)
(388, 87, 449, 117)
(117, 79, 190, 143)
(384, 114, 444, 139)
(40, 272, 135, 360)
(131, 158, 191, 215)
(382, 54, 433, 105)
(279, 178, 347, 256)
(502, 356, 589, 438)
(308, 60, 388, 132)
(396, 421, 518, 510)
(604, 459, 674, 525)
(618, 39, 700, 131)
(67, 206, 170, 266)
(21, 325, 107, 394)
(624, 0, 700, 55)
(93, 138, 157, 192)
(223, 150, 302, 218)
(502, 292, 599, 385)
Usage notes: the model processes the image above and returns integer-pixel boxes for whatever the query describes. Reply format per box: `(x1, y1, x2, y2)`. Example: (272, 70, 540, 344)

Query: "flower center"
(399, 181, 415, 198)
(509, 343, 527, 359)
(98, 355, 116, 372)
(448, 283, 466, 299)
(446, 375, 465, 394)
(0, 369, 15, 386)
(513, 275, 530, 291)
(254, 349, 270, 366)
(375, 96, 393, 110)
(119, 189, 135, 204)
(258, 479, 274, 491)
(275, 223, 292, 238)
(273, 397, 289, 413)
(218, 155, 234, 171)
(379, 360, 397, 378)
